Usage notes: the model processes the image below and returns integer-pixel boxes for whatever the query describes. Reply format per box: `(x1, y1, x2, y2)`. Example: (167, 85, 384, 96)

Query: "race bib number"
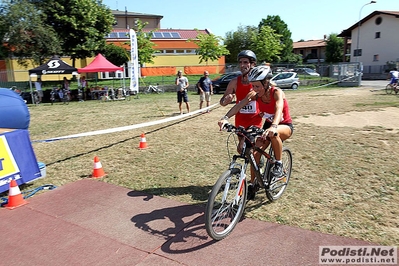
(239, 101, 257, 114)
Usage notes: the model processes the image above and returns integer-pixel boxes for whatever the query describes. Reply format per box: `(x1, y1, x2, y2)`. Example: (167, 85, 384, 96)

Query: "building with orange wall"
(0, 9, 225, 82)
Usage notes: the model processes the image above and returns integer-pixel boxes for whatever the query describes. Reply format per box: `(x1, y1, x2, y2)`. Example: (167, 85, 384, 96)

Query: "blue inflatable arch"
(0, 88, 30, 129)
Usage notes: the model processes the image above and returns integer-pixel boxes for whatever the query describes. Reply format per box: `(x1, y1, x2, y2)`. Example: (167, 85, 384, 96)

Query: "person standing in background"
(175, 70, 190, 115)
(34, 77, 43, 104)
(197, 70, 213, 112)
(62, 77, 71, 100)
(80, 76, 89, 100)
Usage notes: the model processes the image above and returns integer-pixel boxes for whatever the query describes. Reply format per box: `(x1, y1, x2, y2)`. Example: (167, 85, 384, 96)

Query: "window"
(375, 32, 380, 39)
(375, 17, 382, 25)
(373, 54, 379, 61)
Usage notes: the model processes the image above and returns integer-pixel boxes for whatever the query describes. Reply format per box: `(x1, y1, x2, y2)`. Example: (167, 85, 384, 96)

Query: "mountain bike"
(205, 124, 292, 241)
(144, 83, 164, 94)
(58, 88, 70, 104)
(32, 90, 40, 104)
(385, 81, 398, 94)
(50, 87, 57, 105)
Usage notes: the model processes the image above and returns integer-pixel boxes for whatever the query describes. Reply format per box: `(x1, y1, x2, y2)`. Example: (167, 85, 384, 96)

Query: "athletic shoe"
(271, 161, 284, 179)
(247, 183, 258, 201)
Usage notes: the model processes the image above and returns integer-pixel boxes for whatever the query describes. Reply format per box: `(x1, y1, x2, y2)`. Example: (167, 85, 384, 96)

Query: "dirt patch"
(296, 107, 399, 132)
(293, 86, 399, 132)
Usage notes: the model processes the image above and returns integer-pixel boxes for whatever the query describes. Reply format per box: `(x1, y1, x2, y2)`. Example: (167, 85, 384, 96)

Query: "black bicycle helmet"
(237, 50, 257, 63)
(247, 65, 272, 82)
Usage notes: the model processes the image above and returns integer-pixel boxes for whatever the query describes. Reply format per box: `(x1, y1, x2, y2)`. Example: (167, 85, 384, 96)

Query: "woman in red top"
(219, 65, 294, 199)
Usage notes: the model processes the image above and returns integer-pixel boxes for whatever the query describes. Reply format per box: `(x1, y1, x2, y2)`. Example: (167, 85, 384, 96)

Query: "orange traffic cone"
(5, 179, 28, 210)
(91, 156, 106, 178)
(138, 133, 148, 149)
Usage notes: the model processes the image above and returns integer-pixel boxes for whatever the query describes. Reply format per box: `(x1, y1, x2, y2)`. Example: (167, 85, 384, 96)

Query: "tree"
(249, 25, 282, 63)
(325, 34, 344, 63)
(102, 43, 129, 67)
(224, 25, 257, 63)
(133, 20, 158, 66)
(259, 15, 294, 63)
(189, 30, 230, 64)
(0, 0, 61, 66)
(36, 0, 115, 65)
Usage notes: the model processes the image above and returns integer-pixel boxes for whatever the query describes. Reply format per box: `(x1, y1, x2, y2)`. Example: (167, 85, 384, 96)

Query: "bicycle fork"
(226, 158, 247, 205)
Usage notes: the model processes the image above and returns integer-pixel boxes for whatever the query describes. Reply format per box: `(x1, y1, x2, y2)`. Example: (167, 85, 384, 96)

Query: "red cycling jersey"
(257, 86, 292, 125)
(234, 75, 262, 129)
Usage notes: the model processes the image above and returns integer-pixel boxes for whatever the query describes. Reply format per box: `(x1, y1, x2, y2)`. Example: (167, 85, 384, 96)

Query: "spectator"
(80, 76, 89, 100)
(175, 70, 190, 115)
(197, 71, 213, 112)
(34, 77, 43, 103)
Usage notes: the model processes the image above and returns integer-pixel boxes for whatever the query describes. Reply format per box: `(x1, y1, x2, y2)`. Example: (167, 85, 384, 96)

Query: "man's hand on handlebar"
(218, 119, 229, 131)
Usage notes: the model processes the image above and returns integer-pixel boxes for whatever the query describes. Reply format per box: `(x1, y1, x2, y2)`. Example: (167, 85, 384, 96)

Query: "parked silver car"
(271, 72, 300, 90)
(293, 67, 320, 77)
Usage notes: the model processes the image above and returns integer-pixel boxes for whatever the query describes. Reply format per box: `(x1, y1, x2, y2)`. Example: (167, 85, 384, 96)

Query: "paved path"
(0, 179, 387, 266)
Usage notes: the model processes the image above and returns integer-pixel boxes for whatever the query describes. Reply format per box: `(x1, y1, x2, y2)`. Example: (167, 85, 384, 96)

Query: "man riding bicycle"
(388, 67, 399, 92)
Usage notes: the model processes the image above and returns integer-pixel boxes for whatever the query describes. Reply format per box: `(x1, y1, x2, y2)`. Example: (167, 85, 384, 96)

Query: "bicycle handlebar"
(223, 123, 278, 137)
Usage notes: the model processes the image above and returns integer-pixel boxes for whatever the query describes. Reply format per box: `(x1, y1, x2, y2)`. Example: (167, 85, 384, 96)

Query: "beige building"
(293, 38, 327, 63)
(338, 10, 399, 68)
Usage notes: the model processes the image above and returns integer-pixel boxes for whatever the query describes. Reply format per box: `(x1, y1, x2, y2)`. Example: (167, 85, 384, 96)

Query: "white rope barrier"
(34, 103, 219, 143)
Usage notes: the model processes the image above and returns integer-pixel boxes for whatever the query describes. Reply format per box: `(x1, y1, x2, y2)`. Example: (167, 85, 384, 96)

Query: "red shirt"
(234, 75, 262, 129)
(257, 86, 292, 124)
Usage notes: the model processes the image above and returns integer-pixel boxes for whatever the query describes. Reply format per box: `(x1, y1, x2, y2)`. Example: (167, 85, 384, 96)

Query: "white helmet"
(247, 66, 272, 82)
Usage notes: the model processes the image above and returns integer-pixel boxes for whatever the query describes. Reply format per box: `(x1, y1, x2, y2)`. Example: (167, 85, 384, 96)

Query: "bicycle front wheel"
(265, 147, 292, 202)
(205, 168, 247, 241)
(386, 84, 394, 94)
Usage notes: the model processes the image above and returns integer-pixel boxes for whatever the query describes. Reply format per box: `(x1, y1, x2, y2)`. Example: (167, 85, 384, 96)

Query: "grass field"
(6, 85, 399, 246)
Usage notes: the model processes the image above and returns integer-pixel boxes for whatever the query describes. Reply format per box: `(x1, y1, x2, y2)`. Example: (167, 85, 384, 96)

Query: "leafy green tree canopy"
(189, 30, 229, 64)
(224, 25, 257, 63)
(35, 0, 115, 64)
(0, 0, 61, 66)
(130, 20, 158, 65)
(259, 15, 293, 63)
(325, 33, 344, 63)
(250, 25, 282, 63)
(102, 43, 129, 67)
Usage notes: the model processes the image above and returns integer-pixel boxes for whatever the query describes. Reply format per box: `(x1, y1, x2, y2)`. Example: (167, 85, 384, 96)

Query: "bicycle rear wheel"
(265, 147, 292, 202)
(205, 168, 247, 241)
(386, 84, 394, 94)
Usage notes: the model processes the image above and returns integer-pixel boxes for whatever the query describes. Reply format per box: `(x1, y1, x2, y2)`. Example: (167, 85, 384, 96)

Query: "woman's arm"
(218, 90, 257, 130)
(271, 88, 284, 126)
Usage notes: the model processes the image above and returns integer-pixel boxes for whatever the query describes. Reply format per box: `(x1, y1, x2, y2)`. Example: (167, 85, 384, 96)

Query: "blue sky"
(103, 0, 397, 42)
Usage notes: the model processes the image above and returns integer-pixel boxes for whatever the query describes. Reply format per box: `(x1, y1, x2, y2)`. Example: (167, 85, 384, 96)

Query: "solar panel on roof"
(171, 32, 180, 38)
(118, 32, 128, 38)
(163, 32, 172, 38)
(151, 32, 181, 39)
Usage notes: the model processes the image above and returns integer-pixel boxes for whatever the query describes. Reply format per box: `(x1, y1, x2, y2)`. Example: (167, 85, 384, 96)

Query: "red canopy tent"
(78, 53, 123, 73)
(77, 54, 126, 96)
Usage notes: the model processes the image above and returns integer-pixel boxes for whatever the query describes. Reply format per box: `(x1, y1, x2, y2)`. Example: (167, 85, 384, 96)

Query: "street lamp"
(355, 1, 377, 62)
